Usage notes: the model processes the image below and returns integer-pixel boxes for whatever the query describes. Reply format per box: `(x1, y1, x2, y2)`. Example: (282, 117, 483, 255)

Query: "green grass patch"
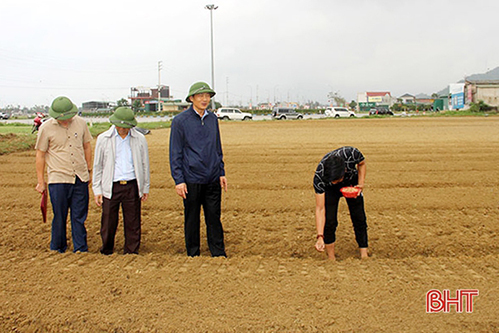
(0, 121, 172, 155)
(88, 121, 171, 137)
(136, 121, 171, 130)
(88, 122, 112, 137)
(0, 123, 33, 134)
(0, 133, 36, 155)
(427, 110, 499, 117)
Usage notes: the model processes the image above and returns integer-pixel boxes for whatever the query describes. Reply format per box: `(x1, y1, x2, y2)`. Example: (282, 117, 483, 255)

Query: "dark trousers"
(324, 182, 368, 248)
(100, 180, 141, 255)
(48, 176, 89, 253)
(183, 182, 226, 257)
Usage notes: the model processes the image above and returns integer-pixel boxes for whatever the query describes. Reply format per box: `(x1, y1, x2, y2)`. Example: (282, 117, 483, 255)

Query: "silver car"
(215, 108, 253, 121)
(324, 107, 356, 118)
(271, 107, 303, 120)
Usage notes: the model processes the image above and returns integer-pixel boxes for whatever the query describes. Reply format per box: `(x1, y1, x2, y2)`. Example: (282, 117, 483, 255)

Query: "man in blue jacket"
(169, 82, 227, 257)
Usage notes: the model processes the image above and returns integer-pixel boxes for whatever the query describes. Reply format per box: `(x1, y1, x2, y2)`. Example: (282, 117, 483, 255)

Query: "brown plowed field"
(1, 116, 498, 332)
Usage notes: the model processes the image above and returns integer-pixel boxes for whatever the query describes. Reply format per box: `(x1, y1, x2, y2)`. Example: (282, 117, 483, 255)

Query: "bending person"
(313, 146, 369, 260)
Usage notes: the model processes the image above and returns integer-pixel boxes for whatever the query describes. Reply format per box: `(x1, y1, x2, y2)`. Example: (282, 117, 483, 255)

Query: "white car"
(325, 107, 356, 118)
(215, 108, 253, 121)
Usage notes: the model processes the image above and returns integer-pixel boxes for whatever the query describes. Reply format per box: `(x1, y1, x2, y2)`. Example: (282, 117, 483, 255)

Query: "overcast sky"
(1, 0, 498, 108)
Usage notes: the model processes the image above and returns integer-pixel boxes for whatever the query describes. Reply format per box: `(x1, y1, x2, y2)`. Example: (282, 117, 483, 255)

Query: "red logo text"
(426, 289, 479, 313)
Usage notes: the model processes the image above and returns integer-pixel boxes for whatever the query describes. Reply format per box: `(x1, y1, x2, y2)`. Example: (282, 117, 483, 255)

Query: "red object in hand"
(41, 190, 47, 223)
(340, 186, 361, 198)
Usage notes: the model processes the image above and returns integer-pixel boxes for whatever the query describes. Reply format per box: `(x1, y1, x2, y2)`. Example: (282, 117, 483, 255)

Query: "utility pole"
(256, 85, 259, 108)
(205, 4, 218, 110)
(158, 61, 162, 112)
(226, 77, 229, 106)
(248, 85, 252, 109)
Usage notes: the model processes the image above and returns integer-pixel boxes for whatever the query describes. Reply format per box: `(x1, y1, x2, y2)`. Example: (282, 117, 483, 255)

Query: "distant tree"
(391, 103, 403, 112)
(349, 100, 357, 110)
(334, 96, 347, 107)
(469, 100, 491, 112)
(327, 91, 347, 107)
(30, 105, 49, 113)
(212, 101, 222, 110)
(431, 93, 439, 98)
(132, 100, 142, 112)
(117, 98, 130, 108)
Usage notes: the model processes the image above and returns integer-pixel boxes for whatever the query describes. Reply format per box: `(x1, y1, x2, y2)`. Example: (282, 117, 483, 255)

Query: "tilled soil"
(0, 116, 498, 332)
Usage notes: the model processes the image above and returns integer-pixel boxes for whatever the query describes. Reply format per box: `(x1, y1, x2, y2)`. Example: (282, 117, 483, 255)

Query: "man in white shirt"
(92, 107, 150, 254)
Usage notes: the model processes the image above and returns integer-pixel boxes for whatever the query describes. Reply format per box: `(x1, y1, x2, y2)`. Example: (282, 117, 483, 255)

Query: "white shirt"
(113, 128, 136, 182)
(92, 126, 150, 199)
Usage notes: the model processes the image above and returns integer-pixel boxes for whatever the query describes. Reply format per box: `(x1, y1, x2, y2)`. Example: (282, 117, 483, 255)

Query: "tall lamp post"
(205, 4, 218, 110)
(158, 61, 162, 112)
(248, 85, 253, 109)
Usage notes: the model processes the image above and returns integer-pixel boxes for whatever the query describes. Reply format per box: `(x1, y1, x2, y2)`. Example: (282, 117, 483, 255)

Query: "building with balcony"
(130, 85, 172, 111)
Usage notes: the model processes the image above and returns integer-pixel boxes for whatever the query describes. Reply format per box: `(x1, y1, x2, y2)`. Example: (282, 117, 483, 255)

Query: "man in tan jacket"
(35, 96, 92, 253)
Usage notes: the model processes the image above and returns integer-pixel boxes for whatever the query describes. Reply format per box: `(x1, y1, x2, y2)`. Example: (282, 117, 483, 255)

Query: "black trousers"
(100, 180, 141, 255)
(324, 181, 368, 248)
(183, 182, 226, 257)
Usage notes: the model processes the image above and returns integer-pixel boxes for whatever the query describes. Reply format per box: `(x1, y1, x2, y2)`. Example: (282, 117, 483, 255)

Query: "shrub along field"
(0, 116, 498, 331)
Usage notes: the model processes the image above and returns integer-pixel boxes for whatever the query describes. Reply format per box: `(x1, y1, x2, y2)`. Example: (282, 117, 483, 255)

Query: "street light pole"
(248, 85, 252, 109)
(274, 85, 279, 106)
(205, 4, 218, 110)
(158, 61, 162, 112)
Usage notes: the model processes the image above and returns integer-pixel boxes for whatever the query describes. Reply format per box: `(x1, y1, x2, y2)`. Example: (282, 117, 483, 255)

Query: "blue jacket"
(169, 106, 225, 185)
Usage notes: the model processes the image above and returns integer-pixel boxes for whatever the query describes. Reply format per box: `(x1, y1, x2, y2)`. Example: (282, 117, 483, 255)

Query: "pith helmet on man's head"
(49, 96, 78, 120)
(186, 82, 216, 103)
(109, 107, 137, 128)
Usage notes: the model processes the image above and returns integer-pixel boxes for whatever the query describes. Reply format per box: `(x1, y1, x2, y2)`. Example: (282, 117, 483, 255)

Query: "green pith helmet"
(48, 96, 78, 120)
(185, 81, 216, 103)
(109, 107, 137, 128)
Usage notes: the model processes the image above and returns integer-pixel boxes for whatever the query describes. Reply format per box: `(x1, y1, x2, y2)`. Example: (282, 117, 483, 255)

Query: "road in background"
(1, 112, 377, 125)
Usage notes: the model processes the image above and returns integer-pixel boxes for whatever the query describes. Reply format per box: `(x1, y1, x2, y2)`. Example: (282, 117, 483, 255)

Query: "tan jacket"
(35, 116, 92, 184)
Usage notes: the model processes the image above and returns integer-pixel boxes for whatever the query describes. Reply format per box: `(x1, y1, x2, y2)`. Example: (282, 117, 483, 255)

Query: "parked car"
(324, 107, 356, 118)
(0, 112, 10, 120)
(215, 108, 253, 121)
(369, 107, 394, 116)
(271, 107, 303, 120)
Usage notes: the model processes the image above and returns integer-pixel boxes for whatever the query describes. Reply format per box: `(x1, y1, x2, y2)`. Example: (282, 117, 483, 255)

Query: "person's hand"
(315, 237, 325, 252)
(35, 182, 46, 194)
(141, 193, 149, 202)
(175, 183, 188, 199)
(94, 195, 103, 207)
(220, 176, 228, 192)
(354, 184, 364, 197)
